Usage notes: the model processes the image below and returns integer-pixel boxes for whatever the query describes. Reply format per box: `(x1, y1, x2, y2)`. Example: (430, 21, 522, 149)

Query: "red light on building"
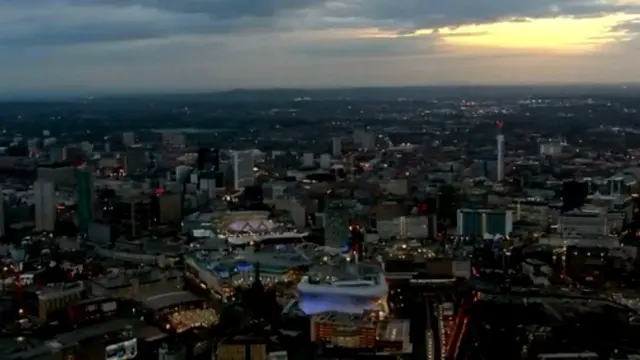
(153, 188, 165, 195)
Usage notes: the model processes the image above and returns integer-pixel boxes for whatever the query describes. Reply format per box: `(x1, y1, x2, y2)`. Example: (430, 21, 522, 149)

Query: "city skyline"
(3, 0, 640, 96)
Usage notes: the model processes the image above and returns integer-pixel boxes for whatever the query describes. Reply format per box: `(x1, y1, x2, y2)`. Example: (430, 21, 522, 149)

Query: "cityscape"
(0, 86, 638, 360)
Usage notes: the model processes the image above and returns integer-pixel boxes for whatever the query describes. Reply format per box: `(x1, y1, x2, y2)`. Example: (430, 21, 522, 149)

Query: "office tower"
(302, 153, 315, 168)
(124, 146, 146, 175)
(496, 122, 505, 181)
(353, 129, 375, 150)
(324, 201, 350, 249)
(319, 154, 331, 169)
(456, 209, 513, 237)
(162, 132, 186, 147)
(122, 132, 136, 147)
(230, 150, 255, 190)
(75, 167, 94, 233)
(288, 198, 307, 230)
(0, 188, 5, 239)
(332, 137, 342, 157)
(197, 147, 221, 171)
(80, 141, 93, 155)
(34, 180, 56, 232)
(562, 180, 588, 212)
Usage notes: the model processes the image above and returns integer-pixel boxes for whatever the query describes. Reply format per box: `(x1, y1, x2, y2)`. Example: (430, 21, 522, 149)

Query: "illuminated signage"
(105, 339, 137, 360)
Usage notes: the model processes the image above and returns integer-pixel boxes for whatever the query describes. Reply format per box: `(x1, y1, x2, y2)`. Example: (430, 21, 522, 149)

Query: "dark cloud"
(106, 0, 325, 18)
(0, 0, 639, 47)
(323, 0, 640, 31)
(289, 35, 439, 58)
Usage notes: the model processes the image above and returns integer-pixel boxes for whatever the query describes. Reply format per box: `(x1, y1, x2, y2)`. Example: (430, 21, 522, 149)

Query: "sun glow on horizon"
(349, 14, 638, 54)
(434, 14, 637, 52)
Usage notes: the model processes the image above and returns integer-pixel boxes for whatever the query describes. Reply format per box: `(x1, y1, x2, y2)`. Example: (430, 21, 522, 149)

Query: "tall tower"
(75, 167, 94, 233)
(496, 121, 504, 182)
(34, 180, 56, 232)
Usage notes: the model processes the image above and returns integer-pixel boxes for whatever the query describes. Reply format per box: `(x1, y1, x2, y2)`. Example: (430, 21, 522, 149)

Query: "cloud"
(314, 0, 640, 33)
(288, 34, 440, 58)
(2, 0, 639, 47)
(2, 0, 640, 96)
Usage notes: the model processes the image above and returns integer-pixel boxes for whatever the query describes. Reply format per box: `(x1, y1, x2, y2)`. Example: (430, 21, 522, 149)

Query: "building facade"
(75, 168, 94, 233)
(456, 209, 513, 237)
(324, 202, 350, 249)
(34, 180, 56, 232)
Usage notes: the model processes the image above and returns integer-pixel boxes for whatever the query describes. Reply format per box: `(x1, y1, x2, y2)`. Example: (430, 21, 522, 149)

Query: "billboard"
(105, 339, 137, 360)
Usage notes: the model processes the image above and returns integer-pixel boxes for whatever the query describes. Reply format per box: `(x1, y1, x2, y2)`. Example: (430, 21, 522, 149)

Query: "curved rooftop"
(143, 291, 204, 311)
(187, 244, 313, 278)
(298, 260, 387, 297)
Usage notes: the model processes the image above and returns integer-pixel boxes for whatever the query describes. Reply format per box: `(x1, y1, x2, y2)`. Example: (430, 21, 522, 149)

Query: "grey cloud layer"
(0, 0, 638, 46)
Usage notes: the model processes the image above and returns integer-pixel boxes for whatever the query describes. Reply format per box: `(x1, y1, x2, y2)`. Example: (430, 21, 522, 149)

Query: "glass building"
(324, 202, 350, 249)
(456, 209, 513, 237)
(75, 168, 94, 233)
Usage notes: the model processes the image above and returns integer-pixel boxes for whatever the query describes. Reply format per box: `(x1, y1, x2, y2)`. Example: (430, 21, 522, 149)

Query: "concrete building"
(319, 154, 332, 169)
(380, 178, 408, 196)
(230, 150, 255, 190)
(324, 201, 350, 249)
(456, 209, 513, 237)
(162, 132, 186, 147)
(377, 216, 430, 240)
(37, 166, 76, 187)
(157, 192, 182, 224)
(34, 180, 56, 232)
(75, 167, 95, 233)
(0, 188, 4, 238)
(34, 282, 85, 323)
(288, 197, 307, 230)
(353, 130, 375, 150)
(122, 132, 136, 147)
(540, 141, 565, 157)
(332, 137, 343, 156)
(302, 153, 315, 168)
(496, 133, 505, 182)
(124, 146, 147, 175)
(558, 208, 608, 237)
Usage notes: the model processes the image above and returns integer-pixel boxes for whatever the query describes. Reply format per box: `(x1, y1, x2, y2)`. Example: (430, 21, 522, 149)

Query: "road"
(427, 300, 442, 360)
(426, 301, 435, 360)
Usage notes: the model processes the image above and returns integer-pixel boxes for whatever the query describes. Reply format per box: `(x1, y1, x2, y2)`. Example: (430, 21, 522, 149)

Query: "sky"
(3, 0, 640, 96)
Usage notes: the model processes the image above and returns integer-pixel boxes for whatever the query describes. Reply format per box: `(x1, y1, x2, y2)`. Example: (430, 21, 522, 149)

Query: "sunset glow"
(436, 14, 636, 52)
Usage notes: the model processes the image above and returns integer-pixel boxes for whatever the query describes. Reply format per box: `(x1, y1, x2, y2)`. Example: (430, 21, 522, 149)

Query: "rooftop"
(142, 291, 205, 311)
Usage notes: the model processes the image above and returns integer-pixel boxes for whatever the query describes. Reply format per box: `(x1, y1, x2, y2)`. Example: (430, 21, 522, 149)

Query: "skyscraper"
(332, 137, 342, 157)
(0, 188, 5, 239)
(124, 146, 146, 175)
(496, 121, 505, 182)
(75, 167, 94, 233)
(230, 150, 255, 190)
(324, 201, 350, 249)
(197, 147, 221, 171)
(34, 180, 56, 232)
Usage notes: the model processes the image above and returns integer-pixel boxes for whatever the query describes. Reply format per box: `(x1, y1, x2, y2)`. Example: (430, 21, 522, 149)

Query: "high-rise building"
(34, 180, 56, 232)
(302, 153, 315, 168)
(124, 146, 146, 175)
(197, 147, 220, 171)
(331, 137, 343, 157)
(497, 133, 505, 182)
(122, 132, 136, 147)
(0, 188, 5, 239)
(319, 154, 332, 169)
(75, 167, 94, 233)
(230, 150, 255, 190)
(456, 209, 513, 237)
(324, 201, 350, 249)
(353, 130, 375, 150)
